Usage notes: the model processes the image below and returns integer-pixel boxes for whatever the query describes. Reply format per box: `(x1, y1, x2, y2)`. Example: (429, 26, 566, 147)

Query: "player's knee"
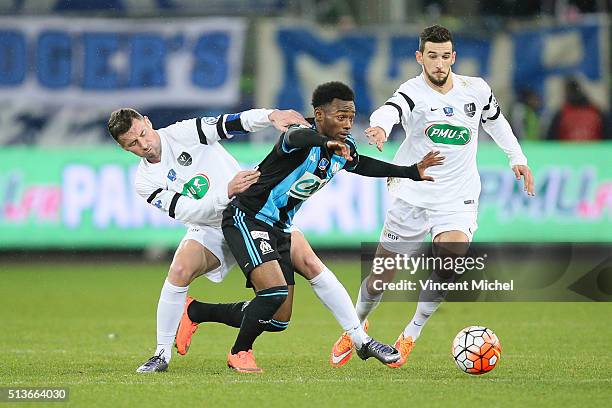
(168, 260, 198, 286)
(273, 300, 293, 322)
(256, 285, 289, 311)
(259, 284, 292, 330)
(243, 286, 289, 329)
(366, 274, 386, 297)
(296, 253, 323, 280)
(266, 291, 288, 310)
(433, 233, 469, 256)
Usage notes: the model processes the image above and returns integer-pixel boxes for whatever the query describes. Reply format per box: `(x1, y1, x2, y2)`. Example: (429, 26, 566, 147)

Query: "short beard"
(426, 70, 449, 87)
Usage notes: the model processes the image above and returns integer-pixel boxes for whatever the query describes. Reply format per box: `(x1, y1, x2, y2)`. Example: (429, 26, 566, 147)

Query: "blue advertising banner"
(256, 20, 609, 117)
(0, 17, 246, 107)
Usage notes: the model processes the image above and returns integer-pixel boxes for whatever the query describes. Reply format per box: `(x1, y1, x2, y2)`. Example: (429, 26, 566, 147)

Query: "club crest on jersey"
(318, 158, 329, 171)
(167, 169, 177, 181)
(464, 102, 476, 118)
(181, 173, 210, 199)
(260, 240, 273, 255)
(178, 152, 192, 166)
(443, 107, 454, 116)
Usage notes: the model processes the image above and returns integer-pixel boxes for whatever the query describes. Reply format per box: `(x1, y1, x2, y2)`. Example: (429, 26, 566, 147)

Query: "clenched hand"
(326, 140, 352, 161)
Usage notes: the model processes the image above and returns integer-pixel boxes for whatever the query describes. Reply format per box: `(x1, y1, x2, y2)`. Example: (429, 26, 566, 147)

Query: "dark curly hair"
(108, 108, 143, 142)
(419, 25, 453, 52)
(311, 81, 354, 109)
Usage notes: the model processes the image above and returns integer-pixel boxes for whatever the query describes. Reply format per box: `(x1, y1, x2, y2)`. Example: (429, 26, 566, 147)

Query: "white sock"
(346, 326, 370, 349)
(354, 278, 383, 325)
(403, 301, 441, 341)
(155, 278, 188, 362)
(309, 267, 369, 348)
(403, 267, 454, 340)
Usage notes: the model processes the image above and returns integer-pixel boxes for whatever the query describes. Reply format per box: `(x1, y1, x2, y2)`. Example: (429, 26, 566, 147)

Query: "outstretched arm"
(367, 88, 415, 151)
(347, 151, 444, 181)
(195, 109, 310, 145)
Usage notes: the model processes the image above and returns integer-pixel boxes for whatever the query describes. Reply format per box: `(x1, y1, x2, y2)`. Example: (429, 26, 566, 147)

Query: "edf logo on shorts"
(384, 229, 399, 241)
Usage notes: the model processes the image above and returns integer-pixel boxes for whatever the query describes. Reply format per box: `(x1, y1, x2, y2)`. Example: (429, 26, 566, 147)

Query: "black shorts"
(222, 203, 294, 288)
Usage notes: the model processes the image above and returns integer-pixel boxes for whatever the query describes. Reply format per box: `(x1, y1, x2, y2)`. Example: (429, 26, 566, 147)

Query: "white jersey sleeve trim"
(239, 109, 274, 132)
(370, 84, 415, 139)
(370, 105, 400, 139)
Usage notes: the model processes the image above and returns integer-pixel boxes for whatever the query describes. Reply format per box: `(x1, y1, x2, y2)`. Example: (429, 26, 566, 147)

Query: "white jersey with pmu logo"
(134, 109, 273, 227)
(371, 73, 527, 211)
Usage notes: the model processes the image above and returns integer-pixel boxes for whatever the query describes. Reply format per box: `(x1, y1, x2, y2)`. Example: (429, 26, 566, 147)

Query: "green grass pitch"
(1, 261, 611, 407)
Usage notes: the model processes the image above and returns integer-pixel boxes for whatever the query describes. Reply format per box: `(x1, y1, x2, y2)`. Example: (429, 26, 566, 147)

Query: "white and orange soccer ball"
(452, 326, 502, 375)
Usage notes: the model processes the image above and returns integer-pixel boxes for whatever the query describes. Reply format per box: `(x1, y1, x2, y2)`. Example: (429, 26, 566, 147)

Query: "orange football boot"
(386, 333, 414, 368)
(227, 349, 263, 373)
(330, 320, 369, 367)
(175, 296, 198, 355)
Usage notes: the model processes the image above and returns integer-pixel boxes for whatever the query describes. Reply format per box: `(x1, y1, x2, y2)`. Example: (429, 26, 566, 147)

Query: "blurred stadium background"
(0, 2, 611, 405)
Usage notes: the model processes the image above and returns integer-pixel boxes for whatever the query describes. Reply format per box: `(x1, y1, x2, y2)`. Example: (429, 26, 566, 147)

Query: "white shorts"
(380, 198, 478, 254)
(181, 225, 236, 283)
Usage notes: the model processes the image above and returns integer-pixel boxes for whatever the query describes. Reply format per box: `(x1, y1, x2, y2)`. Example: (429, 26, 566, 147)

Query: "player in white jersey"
(331, 24, 535, 368)
(108, 107, 385, 373)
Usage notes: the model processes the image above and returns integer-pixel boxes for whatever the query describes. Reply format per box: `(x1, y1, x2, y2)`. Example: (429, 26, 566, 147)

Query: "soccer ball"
(452, 326, 501, 375)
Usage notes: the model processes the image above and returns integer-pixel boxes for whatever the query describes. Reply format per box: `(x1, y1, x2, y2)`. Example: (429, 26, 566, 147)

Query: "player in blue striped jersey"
(222, 81, 443, 372)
